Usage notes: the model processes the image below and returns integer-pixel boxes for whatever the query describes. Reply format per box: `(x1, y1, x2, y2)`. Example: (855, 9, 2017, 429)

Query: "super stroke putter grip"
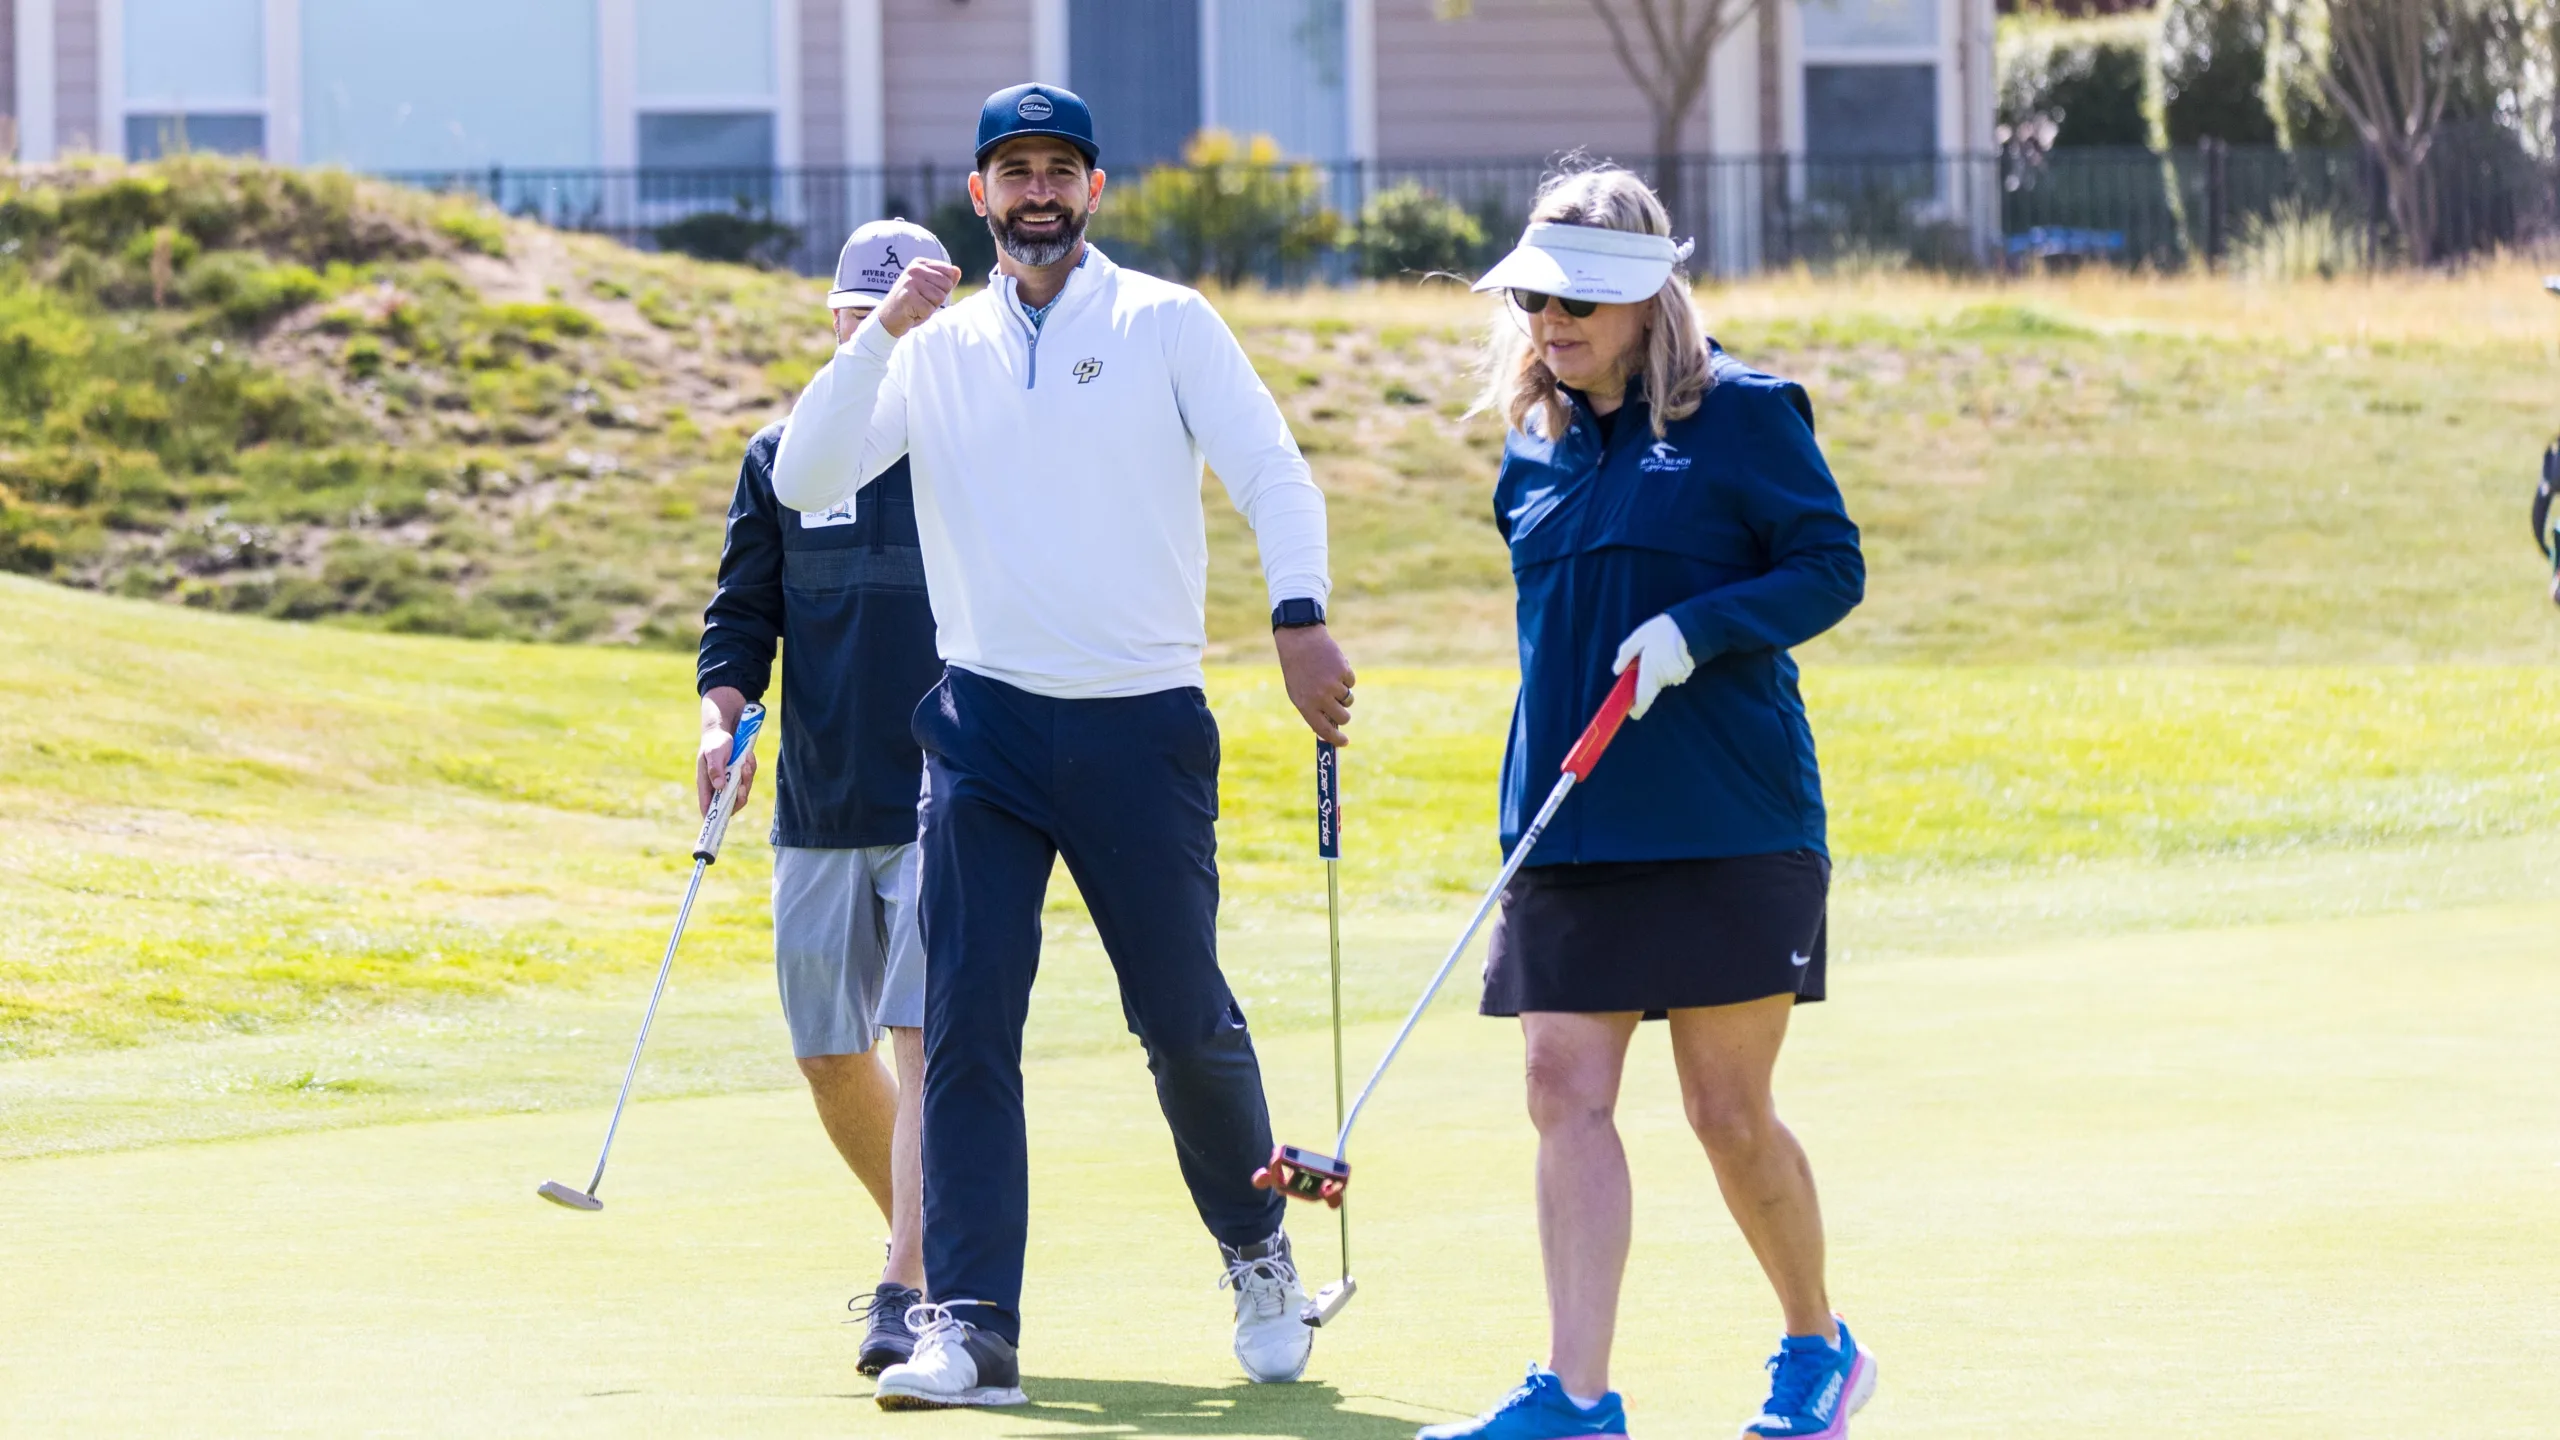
(693, 703, 768, 863)
(1561, 667, 1642, 781)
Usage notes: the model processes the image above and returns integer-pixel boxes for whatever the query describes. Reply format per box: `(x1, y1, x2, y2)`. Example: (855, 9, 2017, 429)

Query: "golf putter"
(1256, 666, 1642, 1210)
(539, 703, 767, 1212)
(1301, 740, 1358, 1327)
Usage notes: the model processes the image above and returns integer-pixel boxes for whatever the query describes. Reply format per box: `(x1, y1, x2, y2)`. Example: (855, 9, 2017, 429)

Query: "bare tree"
(1585, 0, 1765, 221)
(1435, 0, 1763, 221)
(2311, 0, 2489, 263)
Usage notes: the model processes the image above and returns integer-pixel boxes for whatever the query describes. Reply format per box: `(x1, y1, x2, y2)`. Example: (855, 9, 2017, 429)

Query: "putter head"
(1250, 1144, 1349, 1207)
(537, 1180, 603, 1211)
(1300, 1276, 1357, 1327)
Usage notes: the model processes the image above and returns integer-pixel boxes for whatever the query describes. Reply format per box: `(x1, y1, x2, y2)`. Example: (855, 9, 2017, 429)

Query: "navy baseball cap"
(976, 83, 1099, 168)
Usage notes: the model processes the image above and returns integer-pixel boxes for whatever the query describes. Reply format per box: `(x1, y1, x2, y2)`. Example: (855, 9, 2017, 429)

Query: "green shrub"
(2150, 0, 2280, 146)
(1356, 183, 1485, 279)
(653, 207, 797, 267)
(342, 334, 386, 379)
(1091, 131, 1344, 287)
(2231, 199, 2362, 281)
(1998, 12, 2155, 149)
(434, 202, 508, 258)
(919, 199, 999, 281)
(0, 506, 63, 574)
(181, 251, 330, 328)
(484, 301, 600, 354)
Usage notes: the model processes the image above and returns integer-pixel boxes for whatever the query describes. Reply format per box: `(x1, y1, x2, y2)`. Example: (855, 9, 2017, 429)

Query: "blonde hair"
(1476, 164, 1709, 442)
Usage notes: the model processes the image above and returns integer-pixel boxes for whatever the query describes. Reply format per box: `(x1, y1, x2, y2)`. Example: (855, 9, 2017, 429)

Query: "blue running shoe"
(1741, 1317, 1877, 1439)
(1420, 1365, 1628, 1440)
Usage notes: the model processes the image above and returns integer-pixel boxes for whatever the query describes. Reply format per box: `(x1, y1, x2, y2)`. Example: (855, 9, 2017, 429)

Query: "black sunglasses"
(1509, 289, 1600, 318)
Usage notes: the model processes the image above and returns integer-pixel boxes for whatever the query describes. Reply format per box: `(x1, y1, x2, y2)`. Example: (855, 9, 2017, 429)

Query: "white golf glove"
(1612, 613, 1696, 720)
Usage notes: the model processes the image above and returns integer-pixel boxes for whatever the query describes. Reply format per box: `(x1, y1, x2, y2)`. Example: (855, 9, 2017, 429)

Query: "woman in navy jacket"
(1420, 169, 1872, 1440)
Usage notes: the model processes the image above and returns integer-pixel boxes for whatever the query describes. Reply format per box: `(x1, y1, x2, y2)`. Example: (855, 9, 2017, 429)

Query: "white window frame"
(606, 0, 793, 174)
(105, 0, 277, 162)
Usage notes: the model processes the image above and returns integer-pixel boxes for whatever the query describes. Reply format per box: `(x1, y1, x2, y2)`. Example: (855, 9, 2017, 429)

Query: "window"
(1069, 0, 1202, 169)
(638, 113, 777, 209)
(636, 0, 775, 101)
(1804, 65, 1938, 159)
(302, 0, 599, 170)
(125, 0, 263, 108)
(127, 114, 266, 161)
(638, 113, 776, 171)
(1800, 0, 1938, 52)
(1213, 0, 1347, 162)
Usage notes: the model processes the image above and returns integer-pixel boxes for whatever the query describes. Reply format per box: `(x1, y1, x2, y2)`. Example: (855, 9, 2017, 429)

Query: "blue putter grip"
(694, 703, 767, 863)
(1315, 740, 1340, 860)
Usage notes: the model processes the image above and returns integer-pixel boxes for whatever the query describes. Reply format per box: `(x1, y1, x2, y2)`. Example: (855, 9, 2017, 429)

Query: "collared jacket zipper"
(1005, 277, 1042, 390)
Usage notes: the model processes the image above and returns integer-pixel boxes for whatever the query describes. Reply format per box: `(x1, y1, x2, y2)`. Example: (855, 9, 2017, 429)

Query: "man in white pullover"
(772, 83, 1356, 1408)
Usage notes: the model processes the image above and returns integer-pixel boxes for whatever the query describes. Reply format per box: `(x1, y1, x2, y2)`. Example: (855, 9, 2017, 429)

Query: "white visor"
(1471, 222, 1695, 304)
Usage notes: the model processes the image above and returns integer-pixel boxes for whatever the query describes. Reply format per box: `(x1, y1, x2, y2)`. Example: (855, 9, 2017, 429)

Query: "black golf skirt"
(1481, 851, 1830, 1018)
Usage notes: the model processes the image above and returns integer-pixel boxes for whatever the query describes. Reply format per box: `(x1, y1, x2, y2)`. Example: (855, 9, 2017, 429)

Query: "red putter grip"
(1560, 667, 1643, 780)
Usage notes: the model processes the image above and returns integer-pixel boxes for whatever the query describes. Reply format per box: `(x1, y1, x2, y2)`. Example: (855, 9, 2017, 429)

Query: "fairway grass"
(11, 575, 2560, 1065)
(5, 898, 2556, 1437)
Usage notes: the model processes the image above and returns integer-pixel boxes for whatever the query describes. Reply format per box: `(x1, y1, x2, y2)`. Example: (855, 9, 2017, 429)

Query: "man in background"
(695, 218, 951, 1378)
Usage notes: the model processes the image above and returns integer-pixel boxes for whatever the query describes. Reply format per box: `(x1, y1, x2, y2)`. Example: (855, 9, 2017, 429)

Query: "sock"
(1225, 1229, 1291, 1264)
(1563, 1390, 1605, 1411)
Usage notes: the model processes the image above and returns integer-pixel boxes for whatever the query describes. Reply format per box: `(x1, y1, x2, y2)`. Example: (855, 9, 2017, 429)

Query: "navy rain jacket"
(696, 423, 942, 850)
(1495, 352, 1865, 865)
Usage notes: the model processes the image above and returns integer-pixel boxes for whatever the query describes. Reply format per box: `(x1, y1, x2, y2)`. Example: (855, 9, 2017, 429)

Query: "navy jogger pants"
(912, 666, 1286, 1346)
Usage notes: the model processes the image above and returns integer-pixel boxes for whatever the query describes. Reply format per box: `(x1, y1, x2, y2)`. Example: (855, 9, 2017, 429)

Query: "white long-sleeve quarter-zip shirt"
(771, 245, 1331, 700)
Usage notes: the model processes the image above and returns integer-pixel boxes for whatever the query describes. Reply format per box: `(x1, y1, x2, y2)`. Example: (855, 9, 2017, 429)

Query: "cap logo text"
(1017, 93, 1055, 122)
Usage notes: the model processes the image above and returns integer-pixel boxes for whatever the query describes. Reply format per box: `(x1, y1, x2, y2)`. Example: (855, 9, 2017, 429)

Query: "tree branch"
(1586, 0, 1675, 113)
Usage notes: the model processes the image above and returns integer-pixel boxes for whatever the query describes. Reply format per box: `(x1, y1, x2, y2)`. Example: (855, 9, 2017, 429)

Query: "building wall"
(801, 0, 843, 166)
(54, 0, 93, 152)
(0, 0, 16, 140)
(1372, 0, 1721, 163)
(882, 0, 1030, 171)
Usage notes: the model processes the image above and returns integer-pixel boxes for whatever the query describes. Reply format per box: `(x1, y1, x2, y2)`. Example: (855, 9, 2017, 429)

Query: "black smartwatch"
(1271, 597, 1326, 630)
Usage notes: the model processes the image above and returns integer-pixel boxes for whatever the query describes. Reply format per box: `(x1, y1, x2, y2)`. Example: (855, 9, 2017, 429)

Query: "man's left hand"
(1275, 624, 1355, 746)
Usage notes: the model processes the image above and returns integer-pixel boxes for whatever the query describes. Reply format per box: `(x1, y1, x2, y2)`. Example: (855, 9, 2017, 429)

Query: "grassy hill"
(0, 156, 831, 643)
(3, 157, 2557, 664)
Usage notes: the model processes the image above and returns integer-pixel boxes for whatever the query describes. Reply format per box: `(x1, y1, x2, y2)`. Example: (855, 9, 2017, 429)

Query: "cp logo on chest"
(1072, 357, 1104, 384)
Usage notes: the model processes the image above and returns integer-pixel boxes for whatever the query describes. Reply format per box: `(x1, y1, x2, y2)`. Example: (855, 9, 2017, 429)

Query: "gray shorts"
(772, 843, 926, 1058)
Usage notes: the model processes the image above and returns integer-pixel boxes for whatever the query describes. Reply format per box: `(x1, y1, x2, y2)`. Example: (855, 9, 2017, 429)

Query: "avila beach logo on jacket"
(1639, 440, 1691, 473)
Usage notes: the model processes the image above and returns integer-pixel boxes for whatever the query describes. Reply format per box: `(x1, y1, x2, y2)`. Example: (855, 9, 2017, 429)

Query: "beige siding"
(1375, 0, 1724, 161)
(56, 0, 96, 154)
(0, 0, 15, 136)
(883, 0, 1029, 171)
(802, 0, 845, 166)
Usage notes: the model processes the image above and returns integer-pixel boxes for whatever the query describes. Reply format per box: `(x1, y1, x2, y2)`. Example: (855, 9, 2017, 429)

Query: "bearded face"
(975, 138, 1100, 269)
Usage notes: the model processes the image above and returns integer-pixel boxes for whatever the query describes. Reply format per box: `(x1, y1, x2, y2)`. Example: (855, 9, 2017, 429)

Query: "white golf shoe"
(1220, 1230, 1314, 1383)
(872, 1303, 1029, 1410)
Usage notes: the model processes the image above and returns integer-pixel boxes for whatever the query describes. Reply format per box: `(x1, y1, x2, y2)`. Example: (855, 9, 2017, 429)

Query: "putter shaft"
(549, 705, 764, 1208)
(581, 857, 707, 1197)
(1325, 853, 1348, 1276)
(1329, 769, 1577, 1160)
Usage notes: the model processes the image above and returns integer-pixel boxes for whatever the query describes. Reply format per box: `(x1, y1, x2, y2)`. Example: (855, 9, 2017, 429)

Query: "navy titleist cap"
(976, 82, 1099, 168)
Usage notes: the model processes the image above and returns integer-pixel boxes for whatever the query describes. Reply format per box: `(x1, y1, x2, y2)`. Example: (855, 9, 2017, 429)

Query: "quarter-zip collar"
(998, 246, 1105, 390)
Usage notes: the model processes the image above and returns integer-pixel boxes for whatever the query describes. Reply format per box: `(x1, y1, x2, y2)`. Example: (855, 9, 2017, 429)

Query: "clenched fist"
(876, 258, 963, 338)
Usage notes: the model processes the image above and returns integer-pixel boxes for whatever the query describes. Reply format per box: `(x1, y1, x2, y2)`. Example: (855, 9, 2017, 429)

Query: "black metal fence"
(383, 129, 2557, 283)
